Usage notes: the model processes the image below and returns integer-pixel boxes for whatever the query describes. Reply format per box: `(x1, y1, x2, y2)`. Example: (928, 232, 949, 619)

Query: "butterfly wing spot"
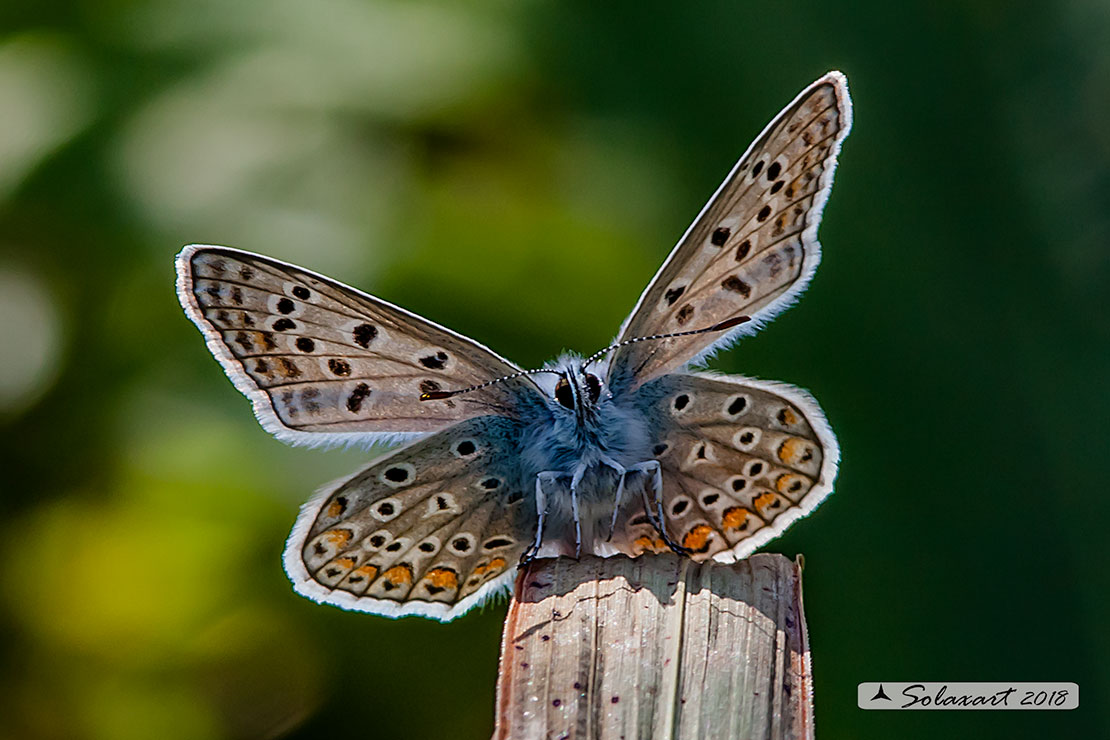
(317, 556, 358, 586)
(326, 495, 348, 518)
(416, 537, 441, 555)
(711, 227, 731, 246)
(668, 497, 692, 519)
(342, 564, 379, 593)
(752, 491, 786, 517)
(380, 564, 414, 591)
(452, 439, 478, 458)
(671, 393, 693, 414)
(472, 557, 507, 579)
(766, 161, 783, 180)
(776, 473, 810, 499)
(305, 529, 353, 568)
(295, 337, 315, 353)
(771, 214, 787, 238)
(424, 493, 459, 518)
(292, 285, 311, 300)
(272, 318, 296, 331)
(777, 407, 799, 426)
(725, 395, 749, 417)
(721, 506, 754, 533)
(370, 498, 402, 522)
(683, 441, 718, 469)
(777, 437, 813, 465)
(633, 535, 668, 554)
(482, 536, 515, 551)
(366, 531, 389, 550)
(734, 238, 752, 262)
(652, 442, 670, 457)
(346, 382, 371, 412)
(756, 205, 772, 222)
(383, 538, 409, 553)
(675, 304, 695, 325)
(271, 358, 297, 378)
(681, 524, 715, 554)
(663, 285, 686, 307)
(721, 275, 752, 297)
(733, 427, 762, 450)
(327, 358, 351, 376)
(745, 460, 765, 478)
(418, 351, 450, 370)
(379, 464, 415, 488)
(352, 323, 377, 348)
(478, 477, 501, 491)
(700, 491, 721, 508)
(729, 476, 748, 493)
(423, 567, 459, 596)
(275, 298, 296, 315)
(770, 180, 785, 194)
(449, 534, 475, 555)
(751, 160, 765, 177)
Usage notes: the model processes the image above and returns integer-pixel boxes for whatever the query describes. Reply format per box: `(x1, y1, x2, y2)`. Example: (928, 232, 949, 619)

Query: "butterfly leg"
(629, 460, 690, 556)
(596, 456, 630, 542)
(568, 464, 589, 558)
(521, 471, 558, 565)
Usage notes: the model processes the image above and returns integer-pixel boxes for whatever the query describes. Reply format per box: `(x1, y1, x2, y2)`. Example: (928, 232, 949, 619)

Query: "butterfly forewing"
(176, 245, 542, 445)
(608, 72, 852, 389)
(613, 373, 839, 563)
(284, 415, 529, 620)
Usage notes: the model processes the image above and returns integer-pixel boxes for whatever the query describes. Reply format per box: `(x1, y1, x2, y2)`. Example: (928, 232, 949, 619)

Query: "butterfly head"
(552, 364, 604, 422)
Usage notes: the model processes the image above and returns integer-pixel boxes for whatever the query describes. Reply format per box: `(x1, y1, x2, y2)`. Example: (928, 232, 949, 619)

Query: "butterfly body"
(514, 356, 663, 557)
(176, 72, 851, 620)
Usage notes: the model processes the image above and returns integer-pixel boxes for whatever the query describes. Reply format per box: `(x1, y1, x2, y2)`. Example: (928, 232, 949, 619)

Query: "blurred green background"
(2, 1, 1107, 738)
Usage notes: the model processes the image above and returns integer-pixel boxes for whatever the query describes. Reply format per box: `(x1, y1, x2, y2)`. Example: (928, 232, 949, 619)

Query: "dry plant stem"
(494, 553, 813, 740)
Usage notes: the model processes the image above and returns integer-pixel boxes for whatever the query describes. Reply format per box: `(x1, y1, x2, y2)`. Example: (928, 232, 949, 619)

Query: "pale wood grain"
(494, 553, 812, 740)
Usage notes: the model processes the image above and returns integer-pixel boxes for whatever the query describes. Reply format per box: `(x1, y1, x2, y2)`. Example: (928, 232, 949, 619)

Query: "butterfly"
(175, 72, 850, 621)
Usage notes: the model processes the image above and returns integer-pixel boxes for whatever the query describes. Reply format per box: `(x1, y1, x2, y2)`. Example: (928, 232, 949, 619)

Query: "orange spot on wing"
(777, 438, 804, 464)
(354, 565, 378, 579)
(426, 567, 459, 589)
(633, 535, 667, 553)
(779, 408, 798, 425)
(474, 557, 508, 577)
(776, 474, 808, 496)
(722, 507, 751, 532)
(327, 501, 344, 517)
(383, 564, 412, 585)
(334, 557, 355, 570)
(753, 492, 777, 512)
(682, 525, 713, 552)
(324, 529, 352, 547)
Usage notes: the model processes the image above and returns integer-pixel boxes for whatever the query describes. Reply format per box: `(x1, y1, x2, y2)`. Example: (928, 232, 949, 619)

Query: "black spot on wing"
(353, 323, 377, 348)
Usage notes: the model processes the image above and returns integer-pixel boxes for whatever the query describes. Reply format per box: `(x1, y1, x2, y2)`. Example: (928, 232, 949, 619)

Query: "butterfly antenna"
(420, 368, 564, 401)
(581, 314, 752, 369)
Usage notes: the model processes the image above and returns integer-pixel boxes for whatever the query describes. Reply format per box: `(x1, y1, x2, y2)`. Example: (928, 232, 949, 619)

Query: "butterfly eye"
(584, 373, 602, 403)
(554, 378, 574, 410)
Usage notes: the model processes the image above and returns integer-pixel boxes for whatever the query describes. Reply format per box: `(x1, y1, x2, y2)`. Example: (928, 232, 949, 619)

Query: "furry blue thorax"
(511, 353, 659, 556)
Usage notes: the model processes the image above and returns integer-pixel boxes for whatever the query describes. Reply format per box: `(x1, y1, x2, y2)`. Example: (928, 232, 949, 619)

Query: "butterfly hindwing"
(608, 72, 852, 389)
(611, 372, 839, 563)
(176, 245, 542, 445)
(284, 414, 529, 620)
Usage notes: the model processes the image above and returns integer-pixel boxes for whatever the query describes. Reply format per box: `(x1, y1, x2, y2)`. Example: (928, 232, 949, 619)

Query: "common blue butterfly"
(176, 72, 850, 620)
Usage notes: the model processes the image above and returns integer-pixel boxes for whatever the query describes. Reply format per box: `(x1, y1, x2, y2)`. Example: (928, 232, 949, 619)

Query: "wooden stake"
(494, 553, 813, 740)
